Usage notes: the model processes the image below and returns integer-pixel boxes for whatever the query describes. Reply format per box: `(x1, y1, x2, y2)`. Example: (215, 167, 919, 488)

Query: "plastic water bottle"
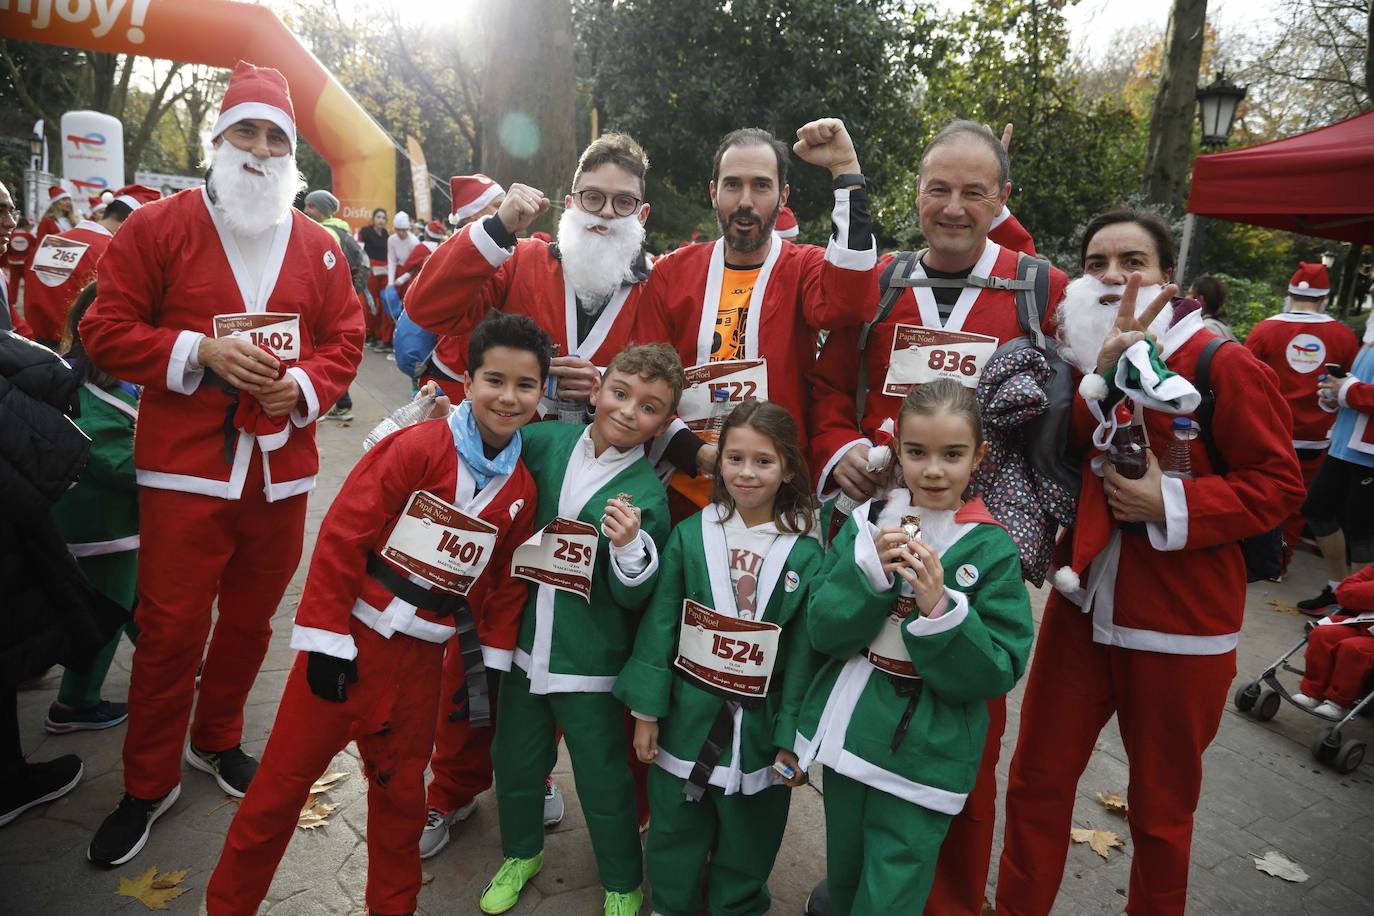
(546, 343, 587, 424)
(708, 386, 733, 439)
(1164, 417, 1198, 480)
(362, 392, 436, 451)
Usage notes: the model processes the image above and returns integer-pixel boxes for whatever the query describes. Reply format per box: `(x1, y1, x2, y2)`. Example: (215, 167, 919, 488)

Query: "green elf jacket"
(51, 381, 139, 556)
(513, 421, 670, 695)
(615, 505, 824, 795)
(795, 496, 1032, 814)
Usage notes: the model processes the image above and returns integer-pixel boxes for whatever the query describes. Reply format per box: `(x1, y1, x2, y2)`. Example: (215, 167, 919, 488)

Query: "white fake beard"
(1056, 275, 1171, 374)
(207, 142, 304, 237)
(557, 206, 645, 308)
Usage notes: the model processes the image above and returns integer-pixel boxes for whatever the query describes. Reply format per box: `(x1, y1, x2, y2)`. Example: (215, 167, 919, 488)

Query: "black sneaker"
(1296, 585, 1340, 617)
(87, 784, 180, 866)
(0, 756, 83, 827)
(185, 742, 257, 797)
(804, 879, 831, 916)
(44, 700, 129, 734)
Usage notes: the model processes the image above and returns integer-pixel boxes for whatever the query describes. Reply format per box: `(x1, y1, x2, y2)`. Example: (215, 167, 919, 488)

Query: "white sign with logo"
(1284, 333, 1327, 374)
(61, 111, 124, 204)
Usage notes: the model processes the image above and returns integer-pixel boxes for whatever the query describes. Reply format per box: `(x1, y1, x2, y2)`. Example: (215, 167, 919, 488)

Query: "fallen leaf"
(309, 771, 349, 794)
(421, 871, 435, 885)
(297, 797, 337, 830)
(1268, 599, 1300, 616)
(1252, 850, 1309, 882)
(116, 865, 192, 910)
(1095, 791, 1129, 816)
(1070, 827, 1124, 859)
(980, 899, 994, 916)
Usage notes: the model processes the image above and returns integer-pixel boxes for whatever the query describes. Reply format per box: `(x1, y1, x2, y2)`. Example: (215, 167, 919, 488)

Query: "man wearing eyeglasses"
(632, 119, 878, 513)
(407, 133, 652, 417)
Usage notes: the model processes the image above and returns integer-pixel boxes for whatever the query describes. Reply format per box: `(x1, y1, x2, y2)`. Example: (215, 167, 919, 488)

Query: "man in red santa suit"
(996, 210, 1303, 916)
(801, 120, 1061, 916)
(3, 215, 36, 313)
(375, 211, 419, 352)
(408, 134, 652, 417)
(24, 185, 160, 347)
(633, 119, 880, 517)
(0, 182, 34, 337)
(1244, 262, 1361, 607)
(396, 218, 449, 302)
(81, 60, 365, 867)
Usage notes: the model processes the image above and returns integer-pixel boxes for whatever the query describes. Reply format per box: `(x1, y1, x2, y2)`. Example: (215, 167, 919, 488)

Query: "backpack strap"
(1012, 252, 1053, 350)
(854, 250, 921, 421)
(1194, 337, 1232, 476)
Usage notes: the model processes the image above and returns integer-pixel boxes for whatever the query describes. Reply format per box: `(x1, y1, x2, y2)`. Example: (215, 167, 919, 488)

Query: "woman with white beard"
(996, 210, 1304, 916)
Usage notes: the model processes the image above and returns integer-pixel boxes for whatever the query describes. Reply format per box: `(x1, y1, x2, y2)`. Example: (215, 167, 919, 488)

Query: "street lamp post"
(1181, 72, 1249, 287)
(26, 127, 43, 223)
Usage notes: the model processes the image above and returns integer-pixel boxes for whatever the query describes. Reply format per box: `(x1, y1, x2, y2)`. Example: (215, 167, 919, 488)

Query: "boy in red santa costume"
(1243, 261, 1359, 561)
(1291, 566, 1374, 719)
(996, 210, 1303, 916)
(82, 60, 364, 867)
(205, 313, 546, 916)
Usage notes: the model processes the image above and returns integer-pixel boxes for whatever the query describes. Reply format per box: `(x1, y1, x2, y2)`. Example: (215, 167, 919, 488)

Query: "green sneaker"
(479, 853, 544, 914)
(603, 887, 643, 916)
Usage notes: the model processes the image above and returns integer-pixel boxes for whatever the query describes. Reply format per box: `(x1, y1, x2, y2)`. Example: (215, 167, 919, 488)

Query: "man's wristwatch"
(832, 173, 867, 191)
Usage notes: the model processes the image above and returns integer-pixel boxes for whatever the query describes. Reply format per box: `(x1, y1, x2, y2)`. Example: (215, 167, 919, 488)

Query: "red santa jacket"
(23, 219, 112, 342)
(289, 417, 537, 667)
(808, 231, 1066, 493)
(81, 188, 364, 502)
(396, 238, 439, 297)
(1051, 312, 1304, 653)
(1336, 565, 1374, 612)
(1244, 312, 1360, 448)
(36, 216, 67, 243)
(407, 218, 648, 401)
(634, 195, 879, 459)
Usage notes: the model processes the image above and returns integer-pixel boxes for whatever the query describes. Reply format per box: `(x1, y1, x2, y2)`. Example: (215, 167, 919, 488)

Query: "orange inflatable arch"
(2, 0, 395, 228)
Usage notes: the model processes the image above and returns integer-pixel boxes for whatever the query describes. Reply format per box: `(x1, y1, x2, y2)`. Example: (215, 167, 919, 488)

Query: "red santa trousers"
(996, 598, 1235, 916)
(1300, 621, 1374, 708)
(123, 454, 306, 800)
(925, 696, 1007, 915)
(365, 261, 394, 344)
(206, 622, 442, 916)
(1283, 449, 1327, 549)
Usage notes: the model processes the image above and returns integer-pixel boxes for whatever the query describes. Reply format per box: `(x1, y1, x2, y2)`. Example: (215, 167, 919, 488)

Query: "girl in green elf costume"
(795, 378, 1033, 914)
(615, 399, 823, 916)
(44, 282, 139, 734)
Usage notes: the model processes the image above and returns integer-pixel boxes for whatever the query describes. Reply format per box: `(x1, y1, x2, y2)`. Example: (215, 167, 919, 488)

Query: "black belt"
(204, 369, 241, 464)
(684, 702, 736, 802)
(366, 553, 492, 727)
(888, 677, 924, 754)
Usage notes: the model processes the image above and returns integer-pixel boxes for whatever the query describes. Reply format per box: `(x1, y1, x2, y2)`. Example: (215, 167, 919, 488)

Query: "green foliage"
(1208, 271, 1281, 341)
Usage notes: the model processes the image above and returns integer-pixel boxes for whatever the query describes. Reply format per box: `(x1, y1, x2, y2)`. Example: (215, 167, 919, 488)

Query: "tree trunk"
(478, 0, 576, 225)
(1143, 0, 1209, 211)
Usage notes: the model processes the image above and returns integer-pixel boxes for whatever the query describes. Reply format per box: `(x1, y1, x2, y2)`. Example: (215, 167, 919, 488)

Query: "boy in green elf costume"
(482, 343, 682, 916)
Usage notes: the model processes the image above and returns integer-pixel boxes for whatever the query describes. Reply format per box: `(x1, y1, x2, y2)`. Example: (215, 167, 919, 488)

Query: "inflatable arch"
(2, 0, 396, 228)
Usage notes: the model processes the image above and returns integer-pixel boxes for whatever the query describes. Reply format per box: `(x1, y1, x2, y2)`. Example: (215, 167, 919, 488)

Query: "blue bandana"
(449, 400, 522, 489)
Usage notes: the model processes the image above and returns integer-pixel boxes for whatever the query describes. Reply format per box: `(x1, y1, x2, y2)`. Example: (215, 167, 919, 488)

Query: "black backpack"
(855, 250, 1078, 495)
(1193, 338, 1289, 582)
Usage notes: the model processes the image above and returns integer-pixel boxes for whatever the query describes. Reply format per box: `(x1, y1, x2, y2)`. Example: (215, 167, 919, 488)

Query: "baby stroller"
(1233, 620, 1372, 774)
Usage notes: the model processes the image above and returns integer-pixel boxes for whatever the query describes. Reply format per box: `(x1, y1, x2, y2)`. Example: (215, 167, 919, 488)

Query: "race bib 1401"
(380, 491, 499, 595)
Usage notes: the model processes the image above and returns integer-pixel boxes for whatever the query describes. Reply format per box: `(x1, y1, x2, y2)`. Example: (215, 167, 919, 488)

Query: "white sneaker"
(1314, 700, 1351, 720)
(543, 777, 565, 827)
(418, 799, 477, 859)
(1291, 691, 1321, 710)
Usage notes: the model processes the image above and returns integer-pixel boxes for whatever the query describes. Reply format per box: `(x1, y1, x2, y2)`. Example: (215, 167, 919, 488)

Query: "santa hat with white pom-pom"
(864, 417, 897, 475)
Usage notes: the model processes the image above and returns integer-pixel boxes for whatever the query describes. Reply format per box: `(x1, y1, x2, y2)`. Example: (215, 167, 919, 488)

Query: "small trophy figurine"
(901, 514, 922, 541)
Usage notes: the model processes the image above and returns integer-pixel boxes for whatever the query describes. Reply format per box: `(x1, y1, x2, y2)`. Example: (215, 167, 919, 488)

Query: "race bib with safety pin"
(865, 596, 920, 679)
(31, 235, 92, 288)
(674, 598, 781, 700)
(213, 312, 303, 361)
(381, 491, 499, 595)
(678, 359, 769, 441)
(511, 517, 599, 599)
(883, 324, 999, 394)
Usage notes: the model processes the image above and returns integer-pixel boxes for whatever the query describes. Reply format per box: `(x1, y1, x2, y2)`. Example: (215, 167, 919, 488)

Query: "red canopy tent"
(1186, 110, 1374, 244)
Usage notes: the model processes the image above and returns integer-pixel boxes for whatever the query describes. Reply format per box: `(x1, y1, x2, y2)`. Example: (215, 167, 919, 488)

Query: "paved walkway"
(4, 350, 1372, 915)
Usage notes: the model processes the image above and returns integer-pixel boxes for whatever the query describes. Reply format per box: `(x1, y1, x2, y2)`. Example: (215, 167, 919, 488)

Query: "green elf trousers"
(645, 764, 792, 916)
(57, 551, 138, 709)
(491, 666, 642, 893)
(822, 769, 953, 915)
